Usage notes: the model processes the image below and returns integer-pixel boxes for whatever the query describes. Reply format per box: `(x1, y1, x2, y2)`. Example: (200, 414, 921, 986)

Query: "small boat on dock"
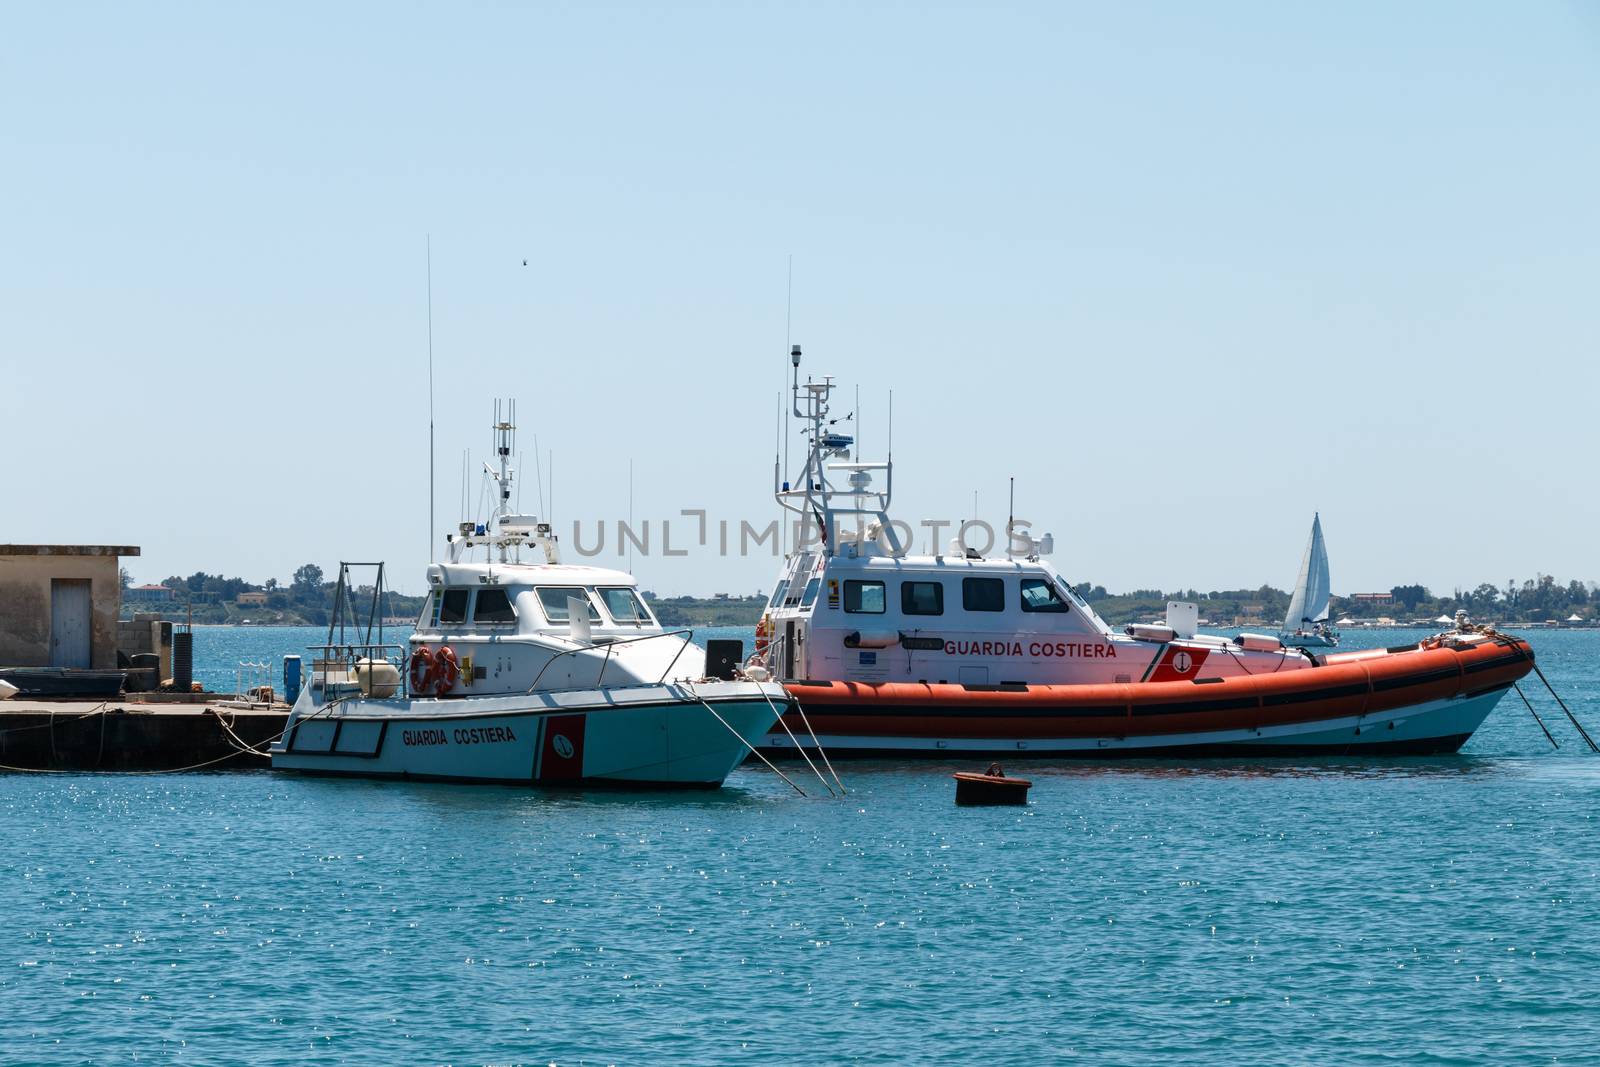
(270, 402, 789, 787)
(750, 351, 1534, 758)
(0, 666, 125, 699)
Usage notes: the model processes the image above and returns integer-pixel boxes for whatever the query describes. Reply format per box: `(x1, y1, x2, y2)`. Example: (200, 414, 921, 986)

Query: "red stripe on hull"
(536, 714, 587, 781)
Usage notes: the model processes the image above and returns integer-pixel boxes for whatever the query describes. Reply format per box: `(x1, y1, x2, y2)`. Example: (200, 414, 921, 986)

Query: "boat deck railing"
(527, 629, 696, 693)
(749, 632, 791, 680)
(308, 642, 410, 694)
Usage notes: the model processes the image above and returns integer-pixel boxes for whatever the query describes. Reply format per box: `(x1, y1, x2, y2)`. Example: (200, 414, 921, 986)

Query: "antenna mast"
(489, 399, 516, 561)
(532, 434, 545, 518)
(1007, 476, 1015, 560)
(446, 400, 562, 566)
(774, 351, 901, 558)
(783, 254, 793, 554)
(426, 235, 436, 562)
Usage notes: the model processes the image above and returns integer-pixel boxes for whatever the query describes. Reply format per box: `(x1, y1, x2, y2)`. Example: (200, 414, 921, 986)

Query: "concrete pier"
(0, 698, 288, 772)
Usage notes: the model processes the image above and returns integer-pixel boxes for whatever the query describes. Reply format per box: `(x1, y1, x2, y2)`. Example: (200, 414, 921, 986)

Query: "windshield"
(766, 579, 789, 610)
(439, 588, 470, 625)
(1021, 578, 1068, 613)
(473, 587, 517, 624)
(536, 587, 602, 623)
(598, 586, 653, 625)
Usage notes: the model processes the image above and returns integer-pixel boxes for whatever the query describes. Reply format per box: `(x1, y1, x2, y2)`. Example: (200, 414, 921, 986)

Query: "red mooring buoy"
(953, 763, 1032, 806)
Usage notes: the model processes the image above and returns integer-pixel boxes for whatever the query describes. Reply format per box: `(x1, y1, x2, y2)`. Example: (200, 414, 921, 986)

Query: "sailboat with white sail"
(1281, 514, 1338, 648)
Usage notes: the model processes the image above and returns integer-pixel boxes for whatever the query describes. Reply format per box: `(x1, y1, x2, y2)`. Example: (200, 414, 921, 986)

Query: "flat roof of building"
(0, 544, 141, 557)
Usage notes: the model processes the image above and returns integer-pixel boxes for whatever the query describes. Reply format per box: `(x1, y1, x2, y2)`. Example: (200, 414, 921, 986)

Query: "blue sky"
(5, 2, 1597, 596)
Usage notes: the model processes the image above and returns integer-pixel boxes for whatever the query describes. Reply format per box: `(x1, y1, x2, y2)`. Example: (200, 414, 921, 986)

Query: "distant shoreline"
(121, 580, 1595, 631)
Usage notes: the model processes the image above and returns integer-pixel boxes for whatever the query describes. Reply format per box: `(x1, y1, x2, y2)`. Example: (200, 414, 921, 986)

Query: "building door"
(50, 579, 92, 668)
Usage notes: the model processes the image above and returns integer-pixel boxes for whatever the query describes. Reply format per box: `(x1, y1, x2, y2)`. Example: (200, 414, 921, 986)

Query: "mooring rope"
(0, 702, 111, 739)
(785, 691, 846, 796)
(0, 698, 340, 775)
(1529, 661, 1599, 754)
(751, 685, 836, 796)
(1513, 682, 1559, 750)
(0, 746, 264, 776)
(211, 710, 274, 760)
(682, 684, 807, 797)
(1498, 635, 1599, 754)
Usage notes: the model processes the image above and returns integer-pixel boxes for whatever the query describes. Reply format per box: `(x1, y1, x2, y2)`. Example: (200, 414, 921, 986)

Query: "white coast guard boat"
(1281, 514, 1339, 649)
(271, 402, 787, 787)
(750, 349, 1533, 758)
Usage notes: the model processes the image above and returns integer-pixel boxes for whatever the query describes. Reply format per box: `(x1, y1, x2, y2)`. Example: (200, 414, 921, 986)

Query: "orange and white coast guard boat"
(751, 350, 1535, 758)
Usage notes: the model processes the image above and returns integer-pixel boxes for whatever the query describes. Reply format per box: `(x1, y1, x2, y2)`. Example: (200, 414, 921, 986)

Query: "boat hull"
(1281, 633, 1338, 649)
(271, 681, 785, 787)
(767, 636, 1533, 758)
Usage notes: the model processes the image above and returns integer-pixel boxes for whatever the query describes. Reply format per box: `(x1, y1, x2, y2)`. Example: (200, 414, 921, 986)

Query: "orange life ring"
(432, 645, 460, 696)
(408, 646, 435, 693)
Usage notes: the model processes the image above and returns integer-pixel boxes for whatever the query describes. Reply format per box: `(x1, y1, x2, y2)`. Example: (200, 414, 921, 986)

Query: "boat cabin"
(411, 561, 704, 696)
(766, 548, 1177, 685)
(760, 356, 1310, 687)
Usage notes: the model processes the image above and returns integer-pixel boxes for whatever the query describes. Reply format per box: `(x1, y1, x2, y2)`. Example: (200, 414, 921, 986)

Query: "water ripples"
(1, 629, 1598, 1062)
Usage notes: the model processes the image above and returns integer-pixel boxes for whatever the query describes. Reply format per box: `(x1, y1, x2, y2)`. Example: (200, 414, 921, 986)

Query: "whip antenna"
(533, 434, 545, 517)
(783, 254, 793, 554)
(1007, 476, 1015, 560)
(426, 235, 436, 561)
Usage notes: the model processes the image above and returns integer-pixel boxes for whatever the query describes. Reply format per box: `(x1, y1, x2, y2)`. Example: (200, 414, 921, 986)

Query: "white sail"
(1284, 514, 1331, 632)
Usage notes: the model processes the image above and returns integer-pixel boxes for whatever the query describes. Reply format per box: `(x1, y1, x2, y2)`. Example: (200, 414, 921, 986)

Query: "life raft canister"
(408, 646, 435, 693)
(755, 615, 771, 659)
(432, 645, 461, 696)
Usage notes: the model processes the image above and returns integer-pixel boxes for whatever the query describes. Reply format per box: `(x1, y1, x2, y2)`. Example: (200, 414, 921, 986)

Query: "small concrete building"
(0, 544, 140, 669)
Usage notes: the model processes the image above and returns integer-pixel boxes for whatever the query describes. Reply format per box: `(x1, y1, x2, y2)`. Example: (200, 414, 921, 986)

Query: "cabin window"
(1020, 578, 1069, 613)
(599, 586, 652, 625)
(536, 586, 602, 623)
(766, 579, 789, 610)
(844, 580, 885, 614)
(472, 587, 517, 624)
(902, 581, 944, 616)
(799, 577, 822, 610)
(963, 577, 1005, 612)
(417, 591, 436, 628)
(439, 588, 470, 625)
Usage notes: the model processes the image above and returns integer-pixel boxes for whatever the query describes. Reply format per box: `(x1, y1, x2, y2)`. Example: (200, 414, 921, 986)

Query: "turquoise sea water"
(3, 626, 1598, 1063)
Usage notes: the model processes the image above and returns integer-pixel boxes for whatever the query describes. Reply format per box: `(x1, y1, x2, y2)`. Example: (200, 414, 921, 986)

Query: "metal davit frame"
(311, 562, 409, 699)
